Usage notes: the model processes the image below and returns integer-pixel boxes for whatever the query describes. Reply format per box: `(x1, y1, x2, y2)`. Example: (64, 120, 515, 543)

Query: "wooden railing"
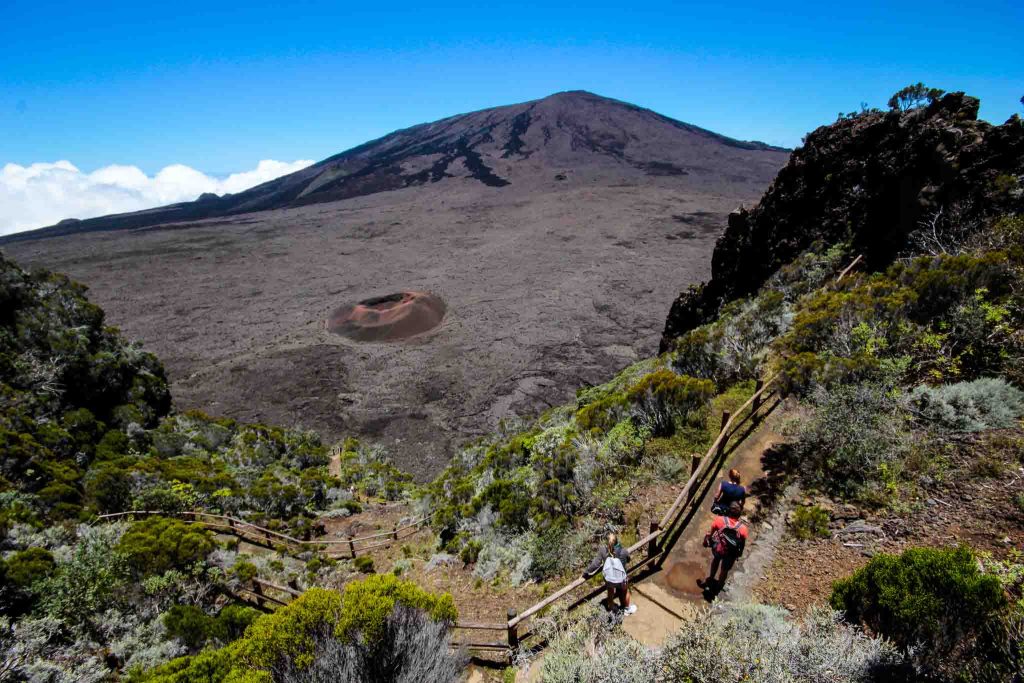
(500, 253, 862, 654)
(100, 256, 859, 655)
(97, 509, 429, 557)
(504, 372, 780, 650)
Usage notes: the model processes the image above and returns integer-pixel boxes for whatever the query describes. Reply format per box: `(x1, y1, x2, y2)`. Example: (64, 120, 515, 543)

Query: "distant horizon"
(0, 85, 1015, 236)
(2, 0, 1020, 233)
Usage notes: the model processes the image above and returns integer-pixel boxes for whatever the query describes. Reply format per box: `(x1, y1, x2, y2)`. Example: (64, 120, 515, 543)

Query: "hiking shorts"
(605, 580, 627, 602)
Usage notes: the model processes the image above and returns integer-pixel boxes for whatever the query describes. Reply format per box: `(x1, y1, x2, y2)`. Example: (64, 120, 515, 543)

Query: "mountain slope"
(3, 91, 786, 241)
(660, 93, 1024, 350)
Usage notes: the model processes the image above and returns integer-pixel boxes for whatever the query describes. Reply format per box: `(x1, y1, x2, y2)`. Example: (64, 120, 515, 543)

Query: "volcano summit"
(3, 91, 790, 477)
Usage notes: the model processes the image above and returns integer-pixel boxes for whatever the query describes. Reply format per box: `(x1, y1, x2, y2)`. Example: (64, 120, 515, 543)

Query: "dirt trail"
(620, 418, 785, 643)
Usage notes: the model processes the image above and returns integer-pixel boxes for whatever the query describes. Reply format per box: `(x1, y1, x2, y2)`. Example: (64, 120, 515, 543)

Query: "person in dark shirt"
(711, 468, 747, 515)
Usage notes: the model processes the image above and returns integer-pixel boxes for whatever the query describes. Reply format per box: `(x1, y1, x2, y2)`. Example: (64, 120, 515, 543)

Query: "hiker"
(711, 468, 747, 515)
(698, 501, 749, 591)
(583, 533, 637, 615)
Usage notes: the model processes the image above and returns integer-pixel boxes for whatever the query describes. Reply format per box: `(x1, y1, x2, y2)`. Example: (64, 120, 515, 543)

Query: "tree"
(888, 82, 945, 111)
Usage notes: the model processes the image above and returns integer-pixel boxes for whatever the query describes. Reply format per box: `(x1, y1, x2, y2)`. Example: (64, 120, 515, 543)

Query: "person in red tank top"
(698, 500, 749, 592)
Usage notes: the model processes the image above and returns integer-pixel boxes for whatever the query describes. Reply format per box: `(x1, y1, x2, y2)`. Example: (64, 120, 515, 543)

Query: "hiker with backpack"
(711, 468, 747, 515)
(583, 533, 637, 615)
(698, 500, 749, 591)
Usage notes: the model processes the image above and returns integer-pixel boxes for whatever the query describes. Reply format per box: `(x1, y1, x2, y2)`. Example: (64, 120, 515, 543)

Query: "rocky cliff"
(660, 92, 1024, 350)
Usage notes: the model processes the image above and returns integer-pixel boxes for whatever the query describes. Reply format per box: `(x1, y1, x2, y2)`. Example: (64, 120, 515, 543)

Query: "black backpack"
(711, 517, 745, 558)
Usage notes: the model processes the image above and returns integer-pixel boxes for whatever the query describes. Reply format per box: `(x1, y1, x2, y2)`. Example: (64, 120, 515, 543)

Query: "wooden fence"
(100, 255, 861, 657)
(502, 373, 780, 653)
(499, 253, 861, 655)
(97, 509, 430, 558)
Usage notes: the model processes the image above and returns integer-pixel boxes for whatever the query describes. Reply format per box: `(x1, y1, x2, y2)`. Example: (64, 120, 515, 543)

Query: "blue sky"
(1, 1, 1021, 174)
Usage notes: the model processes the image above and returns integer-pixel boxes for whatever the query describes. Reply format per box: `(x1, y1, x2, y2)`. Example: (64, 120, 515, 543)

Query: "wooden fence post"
(392, 524, 399, 541)
(507, 608, 519, 660)
(348, 537, 356, 558)
(252, 580, 264, 608)
(690, 453, 701, 476)
(717, 410, 731, 457)
(753, 379, 764, 412)
(647, 522, 660, 558)
(287, 578, 299, 593)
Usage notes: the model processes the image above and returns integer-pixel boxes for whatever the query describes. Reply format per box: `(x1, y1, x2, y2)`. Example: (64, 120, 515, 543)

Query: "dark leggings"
(708, 553, 736, 583)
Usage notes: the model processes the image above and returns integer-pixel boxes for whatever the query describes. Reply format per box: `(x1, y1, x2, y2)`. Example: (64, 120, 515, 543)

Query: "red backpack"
(711, 516, 746, 558)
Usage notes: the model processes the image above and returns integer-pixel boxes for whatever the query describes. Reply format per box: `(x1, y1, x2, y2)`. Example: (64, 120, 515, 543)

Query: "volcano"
(4, 91, 785, 241)
(4, 91, 790, 478)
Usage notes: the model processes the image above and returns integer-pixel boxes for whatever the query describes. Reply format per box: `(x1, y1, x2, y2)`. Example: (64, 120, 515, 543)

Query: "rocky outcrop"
(660, 92, 1024, 351)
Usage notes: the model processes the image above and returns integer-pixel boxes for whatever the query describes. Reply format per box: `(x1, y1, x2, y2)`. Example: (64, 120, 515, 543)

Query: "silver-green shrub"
(537, 605, 661, 683)
(909, 377, 1024, 432)
(661, 604, 902, 683)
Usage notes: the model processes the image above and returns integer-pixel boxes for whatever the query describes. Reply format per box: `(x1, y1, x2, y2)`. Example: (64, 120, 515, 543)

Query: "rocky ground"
(4, 177, 774, 479)
(3, 91, 788, 479)
(755, 430, 1024, 612)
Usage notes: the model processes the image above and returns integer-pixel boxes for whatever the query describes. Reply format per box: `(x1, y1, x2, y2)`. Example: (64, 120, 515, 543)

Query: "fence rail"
(502, 253, 862, 652)
(96, 509, 429, 557)
(506, 372, 780, 638)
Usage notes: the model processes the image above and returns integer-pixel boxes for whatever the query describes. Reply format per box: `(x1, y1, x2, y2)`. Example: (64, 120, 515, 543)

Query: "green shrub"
(232, 559, 258, 583)
(459, 539, 482, 566)
(141, 581, 459, 682)
(118, 516, 214, 576)
(354, 555, 375, 573)
(575, 392, 627, 433)
(35, 526, 130, 625)
(1, 546, 55, 588)
(790, 506, 831, 540)
(217, 603, 260, 640)
(625, 370, 714, 437)
(776, 252, 1020, 391)
(910, 378, 1024, 432)
(794, 383, 909, 499)
(831, 545, 1007, 675)
(163, 605, 224, 650)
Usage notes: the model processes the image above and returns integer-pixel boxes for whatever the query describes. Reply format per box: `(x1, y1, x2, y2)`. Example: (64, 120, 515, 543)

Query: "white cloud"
(0, 158, 315, 236)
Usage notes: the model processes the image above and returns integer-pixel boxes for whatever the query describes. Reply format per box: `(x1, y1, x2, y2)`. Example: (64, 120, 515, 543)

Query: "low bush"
(118, 516, 214, 577)
(831, 545, 1008, 677)
(536, 605, 661, 683)
(162, 605, 222, 650)
(1, 546, 55, 589)
(793, 383, 909, 499)
(790, 505, 831, 540)
(662, 603, 903, 682)
(909, 377, 1024, 432)
(353, 555, 375, 574)
(625, 370, 714, 437)
(35, 524, 130, 626)
(162, 603, 260, 651)
(141, 580, 459, 683)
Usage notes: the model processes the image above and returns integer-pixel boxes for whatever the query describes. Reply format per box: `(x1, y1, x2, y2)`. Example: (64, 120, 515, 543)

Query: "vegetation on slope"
(1, 85, 1022, 682)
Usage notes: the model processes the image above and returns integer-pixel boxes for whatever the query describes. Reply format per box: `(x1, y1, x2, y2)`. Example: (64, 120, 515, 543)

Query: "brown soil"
(327, 291, 446, 341)
(754, 432, 1024, 613)
(652, 409, 786, 604)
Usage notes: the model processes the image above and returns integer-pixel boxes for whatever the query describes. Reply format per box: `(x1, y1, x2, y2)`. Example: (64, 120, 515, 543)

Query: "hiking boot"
(625, 604, 638, 615)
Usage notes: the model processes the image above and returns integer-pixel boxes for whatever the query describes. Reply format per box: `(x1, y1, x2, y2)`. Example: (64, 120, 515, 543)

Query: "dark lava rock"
(660, 92, 1024, 351)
